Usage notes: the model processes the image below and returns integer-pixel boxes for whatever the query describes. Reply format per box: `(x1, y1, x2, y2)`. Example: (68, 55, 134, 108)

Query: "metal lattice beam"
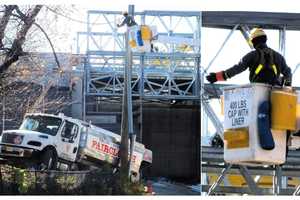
(79, 9, 201, 99)
(202, 11, 300, 30)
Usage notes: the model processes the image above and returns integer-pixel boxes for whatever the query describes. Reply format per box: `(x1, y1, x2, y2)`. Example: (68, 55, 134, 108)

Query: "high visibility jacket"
(224, 43, 292, 86)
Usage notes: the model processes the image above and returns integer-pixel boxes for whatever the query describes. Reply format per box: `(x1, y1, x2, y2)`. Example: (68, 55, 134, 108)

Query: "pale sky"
(4, 0, 300, 12)
(3, 0, 300, 137)
(3, 0, 300, 86)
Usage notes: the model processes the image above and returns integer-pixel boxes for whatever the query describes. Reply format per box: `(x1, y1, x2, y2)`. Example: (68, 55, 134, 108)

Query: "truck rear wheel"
(41, 148, 57, 170)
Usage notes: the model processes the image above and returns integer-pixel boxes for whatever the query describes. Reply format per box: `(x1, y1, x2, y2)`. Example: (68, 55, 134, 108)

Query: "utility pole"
(127, 4, 136, 178)
(120, 4, 135, 187)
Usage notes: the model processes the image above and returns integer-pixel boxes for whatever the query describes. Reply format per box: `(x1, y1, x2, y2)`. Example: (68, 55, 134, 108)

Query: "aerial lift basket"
(223, 83, 287, 165)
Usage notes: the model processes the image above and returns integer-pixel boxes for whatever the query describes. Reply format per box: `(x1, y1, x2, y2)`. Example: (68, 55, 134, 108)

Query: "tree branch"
(0, 5, 43, 74)
(33, 22, 61, 69)
(0, 5, 17, 48)
(9, 9, 61, 69)
(14, 5, 42, 42)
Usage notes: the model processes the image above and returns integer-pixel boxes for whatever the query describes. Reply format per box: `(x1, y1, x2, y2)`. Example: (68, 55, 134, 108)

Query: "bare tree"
(0, 5, 75, 124)
(0, 5, 16, 48)
(0, 53, 75, 131)
(0, 5, 43, 73)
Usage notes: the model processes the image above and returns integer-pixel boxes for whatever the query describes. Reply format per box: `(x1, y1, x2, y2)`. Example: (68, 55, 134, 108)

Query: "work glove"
(206, 71, 227, 83)
(276, 76, 284, 86)
(284, 80, 292, 86)
(284, 76, 292, 86)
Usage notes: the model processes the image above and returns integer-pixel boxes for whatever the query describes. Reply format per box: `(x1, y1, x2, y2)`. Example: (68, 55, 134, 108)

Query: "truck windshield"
(20, 115, 62, 136)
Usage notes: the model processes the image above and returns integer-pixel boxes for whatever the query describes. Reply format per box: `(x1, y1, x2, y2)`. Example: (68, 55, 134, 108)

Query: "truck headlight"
(13, 135, 23, 145)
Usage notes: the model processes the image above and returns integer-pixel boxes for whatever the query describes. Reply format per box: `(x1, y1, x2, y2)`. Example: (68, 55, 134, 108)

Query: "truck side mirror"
(62, 137, 74, 143)
(68, 138, 74, 143)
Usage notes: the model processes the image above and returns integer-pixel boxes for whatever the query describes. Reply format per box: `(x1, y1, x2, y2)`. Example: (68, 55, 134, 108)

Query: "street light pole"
(120, 4, 135, 185)
(127, 5, 136, 179)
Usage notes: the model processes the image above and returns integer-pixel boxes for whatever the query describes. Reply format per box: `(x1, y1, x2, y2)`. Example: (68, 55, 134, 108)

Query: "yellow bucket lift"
(271, 89, 297, 131)
(141, 25, 152, 40)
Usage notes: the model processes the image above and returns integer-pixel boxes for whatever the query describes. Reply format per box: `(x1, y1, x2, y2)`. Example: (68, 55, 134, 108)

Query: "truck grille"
(1, 149, 20, 156)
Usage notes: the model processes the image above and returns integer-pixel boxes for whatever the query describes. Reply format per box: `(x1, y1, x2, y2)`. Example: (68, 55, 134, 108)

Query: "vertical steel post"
(278, 27, 286, 193)
(87, 12, 90, 53)
(76, 32, 80, 54)
(127, 5, 134, 138)
(83, 57, 87, 121)
(120, 27, 130, 182)
(279, 26, 286, 56)
(42, 83, 45, 112)
(195, 13, 201, 97)
(83, 11, 91, 121)
(138, 11, 146, 144)
(273, 165, 282, 195)
(139, 55, 144, 143)
(200, 45, 205, 139)
(128, 6, 135, 177)
(197, 12, 203, 192)
(2, 96, 4, 132)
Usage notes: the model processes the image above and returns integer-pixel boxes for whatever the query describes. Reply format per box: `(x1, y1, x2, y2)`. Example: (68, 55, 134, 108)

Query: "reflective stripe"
(224, 128, 249, 149)
(254, 64, 277, 76)
(272, 64, 278, 75)
(255, 64, 263, 75)
(247, 39, 253, 48)
(252, 48, 278, 82)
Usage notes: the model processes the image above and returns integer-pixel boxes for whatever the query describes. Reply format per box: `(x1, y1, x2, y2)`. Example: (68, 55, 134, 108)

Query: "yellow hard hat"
(250, 28, 266, 41)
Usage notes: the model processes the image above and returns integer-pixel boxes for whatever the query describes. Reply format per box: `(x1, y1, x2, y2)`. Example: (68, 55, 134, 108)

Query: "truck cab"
(0, 113, 81, 169)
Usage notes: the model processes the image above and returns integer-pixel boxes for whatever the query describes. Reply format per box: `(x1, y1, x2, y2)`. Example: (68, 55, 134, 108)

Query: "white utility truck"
(0, 113, 152, 178)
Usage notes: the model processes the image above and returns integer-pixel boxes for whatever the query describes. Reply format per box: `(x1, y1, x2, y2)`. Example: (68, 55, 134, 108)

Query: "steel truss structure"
(202, 146, 300, 195)
(200, 11, 300, 195)
(77, 10, 201, 100)
(77, 9, 300, 195)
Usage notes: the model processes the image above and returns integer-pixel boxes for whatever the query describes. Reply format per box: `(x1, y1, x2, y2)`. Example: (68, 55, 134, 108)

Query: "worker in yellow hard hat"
(206, 28, 292, 86)
(117, 10, 140, 49)
(206, 28, 293, 151)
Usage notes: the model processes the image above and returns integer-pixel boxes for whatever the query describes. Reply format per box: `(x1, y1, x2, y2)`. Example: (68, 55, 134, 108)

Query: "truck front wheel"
(40, 148, 57, 170)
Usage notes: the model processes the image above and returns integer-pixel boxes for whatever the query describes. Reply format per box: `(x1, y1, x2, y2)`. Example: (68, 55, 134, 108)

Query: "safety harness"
(251, 48, 278, 83)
